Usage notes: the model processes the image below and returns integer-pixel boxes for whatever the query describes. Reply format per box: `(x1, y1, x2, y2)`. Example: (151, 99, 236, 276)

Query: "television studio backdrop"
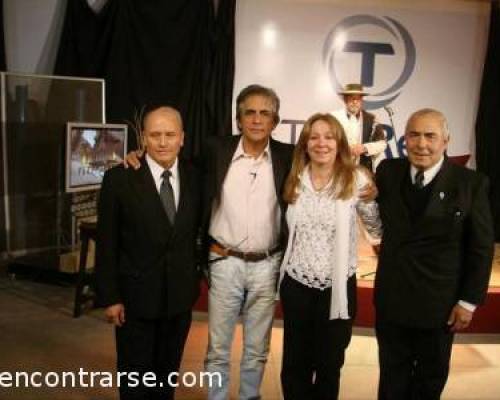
(0, 0, 498, 332)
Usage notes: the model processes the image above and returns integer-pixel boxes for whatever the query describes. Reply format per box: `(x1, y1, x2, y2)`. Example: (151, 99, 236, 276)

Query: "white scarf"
(278, 167, 359, 320)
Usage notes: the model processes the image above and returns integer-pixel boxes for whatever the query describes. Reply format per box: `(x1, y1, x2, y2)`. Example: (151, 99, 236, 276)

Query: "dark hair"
(235, 84, 280, 125)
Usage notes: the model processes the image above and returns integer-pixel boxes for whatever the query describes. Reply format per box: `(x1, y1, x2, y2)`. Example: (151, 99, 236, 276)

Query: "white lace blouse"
(285, 167, 381, 291)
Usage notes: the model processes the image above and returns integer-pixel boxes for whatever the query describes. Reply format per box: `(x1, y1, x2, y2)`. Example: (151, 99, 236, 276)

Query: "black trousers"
(280, 274, 356, 400)
(376, 318, 454, 400)
(115, 310, 192, 400)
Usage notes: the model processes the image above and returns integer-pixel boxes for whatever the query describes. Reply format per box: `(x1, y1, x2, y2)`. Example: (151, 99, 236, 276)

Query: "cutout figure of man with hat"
(331, 83, 387, 172)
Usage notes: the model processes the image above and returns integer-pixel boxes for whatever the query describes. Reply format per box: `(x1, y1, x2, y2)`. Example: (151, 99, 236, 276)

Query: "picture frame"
(65, 122, 128, 193)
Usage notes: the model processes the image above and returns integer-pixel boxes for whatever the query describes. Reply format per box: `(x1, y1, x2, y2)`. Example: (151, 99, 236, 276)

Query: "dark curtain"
(0, 0, 5, 255)
(206, 0, 236, 139)
(0, 0, 6, 70)
(54, 0, 236, 159)
(476, 0, 500, 241)
(54, 0, 113, 78)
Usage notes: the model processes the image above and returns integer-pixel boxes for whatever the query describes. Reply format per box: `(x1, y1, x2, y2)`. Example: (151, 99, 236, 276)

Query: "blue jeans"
(204, 252, 280, 400)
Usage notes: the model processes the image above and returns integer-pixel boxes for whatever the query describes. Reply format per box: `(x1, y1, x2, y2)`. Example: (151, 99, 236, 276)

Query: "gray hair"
(405, 108, 450, 139)
(235, 84, 280, 125)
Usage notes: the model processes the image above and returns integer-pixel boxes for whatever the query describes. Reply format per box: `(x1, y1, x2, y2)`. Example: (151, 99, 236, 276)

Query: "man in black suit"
(201, 84, 294, 400)
(96, 105, 201, 399)
(374, 108, 494, 399)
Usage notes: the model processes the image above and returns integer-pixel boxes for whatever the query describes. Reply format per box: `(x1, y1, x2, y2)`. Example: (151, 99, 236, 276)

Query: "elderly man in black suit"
(374, 108, 494, 400)
(96, 105, 201, 399)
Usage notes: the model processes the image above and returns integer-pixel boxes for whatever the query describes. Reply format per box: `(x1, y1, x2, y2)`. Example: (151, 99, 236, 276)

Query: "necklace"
(310, 173, 333, 192)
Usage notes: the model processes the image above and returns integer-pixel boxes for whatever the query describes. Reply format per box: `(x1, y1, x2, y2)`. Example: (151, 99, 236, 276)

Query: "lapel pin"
(439, 192, 445, 200)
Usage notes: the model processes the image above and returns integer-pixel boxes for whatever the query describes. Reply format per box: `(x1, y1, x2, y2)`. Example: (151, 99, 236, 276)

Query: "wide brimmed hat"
(338, 83, 369, 96)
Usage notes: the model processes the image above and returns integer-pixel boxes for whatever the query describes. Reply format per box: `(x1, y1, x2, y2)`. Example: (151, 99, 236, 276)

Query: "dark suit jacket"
(95, 157, 201, 319)
(200, 135, 294, 253)
(360, 110, 385, 171)
(375, 158, 494, 329)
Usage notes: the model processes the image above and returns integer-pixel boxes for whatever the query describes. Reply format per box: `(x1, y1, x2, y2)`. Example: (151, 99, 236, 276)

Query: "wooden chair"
(73, 221, 97, 318)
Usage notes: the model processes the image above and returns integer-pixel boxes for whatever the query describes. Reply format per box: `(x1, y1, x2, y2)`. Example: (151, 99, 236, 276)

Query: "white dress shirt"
(410, 156, 444, 187)
(146, 154, 180, 209)
(209, 138, 280, 252)
(331, 108, 386, 157)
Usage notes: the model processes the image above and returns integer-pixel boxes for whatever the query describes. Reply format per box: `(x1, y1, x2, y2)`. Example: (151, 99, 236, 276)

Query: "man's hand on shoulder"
(351, 143, 366, 157)
(105, 303, 126, 327)
(123, 150, 144, 170)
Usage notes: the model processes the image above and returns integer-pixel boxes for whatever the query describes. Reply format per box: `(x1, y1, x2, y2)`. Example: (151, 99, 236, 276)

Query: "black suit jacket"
(375, 158, 494, 329)
(360, 110, 385, 171)
(200, 135, 294, 253)
(95, 157, 201, 319)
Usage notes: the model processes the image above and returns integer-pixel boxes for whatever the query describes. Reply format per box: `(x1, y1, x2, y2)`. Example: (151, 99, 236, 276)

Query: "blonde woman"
(278, 113, 381, 400)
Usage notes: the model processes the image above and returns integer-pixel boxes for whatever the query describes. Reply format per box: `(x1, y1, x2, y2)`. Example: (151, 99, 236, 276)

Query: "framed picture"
(65, 122, 128, 193)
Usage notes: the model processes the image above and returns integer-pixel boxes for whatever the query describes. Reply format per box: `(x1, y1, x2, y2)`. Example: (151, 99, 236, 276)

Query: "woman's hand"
(359, 182, 378, 202)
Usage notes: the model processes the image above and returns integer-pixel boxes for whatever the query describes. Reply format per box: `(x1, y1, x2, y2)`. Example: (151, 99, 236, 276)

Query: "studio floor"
(0, 273, 500, 400)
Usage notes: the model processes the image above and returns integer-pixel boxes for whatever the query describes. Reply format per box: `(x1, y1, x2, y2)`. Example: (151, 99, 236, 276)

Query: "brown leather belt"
(209, 241, 280, 262)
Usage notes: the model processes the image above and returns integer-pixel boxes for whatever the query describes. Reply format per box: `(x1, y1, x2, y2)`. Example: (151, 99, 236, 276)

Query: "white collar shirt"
(410, 156, 444, 187)
(209, 138, 280, 252)
(146, 154, 180, 209)
(331, 108, 363, 146)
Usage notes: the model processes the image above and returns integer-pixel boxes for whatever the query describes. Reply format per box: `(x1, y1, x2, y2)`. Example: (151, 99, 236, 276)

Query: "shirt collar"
(346, 109, 361, 121)
(232, 136, 271, 162)
(410, 156, 444, 186)
(146, 154, 179, 182)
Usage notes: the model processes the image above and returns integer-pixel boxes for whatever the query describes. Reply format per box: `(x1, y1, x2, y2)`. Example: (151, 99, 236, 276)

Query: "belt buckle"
(246, 252, 264, 262)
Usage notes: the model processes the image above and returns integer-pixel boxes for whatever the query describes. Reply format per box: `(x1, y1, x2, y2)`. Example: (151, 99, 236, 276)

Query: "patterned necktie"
(160, 170, 176, 224)
(414, 170, 425, 189)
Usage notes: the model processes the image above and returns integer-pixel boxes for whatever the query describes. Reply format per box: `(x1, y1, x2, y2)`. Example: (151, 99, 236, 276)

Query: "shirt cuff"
(363, 140, 387, 156)
(458, 300, 477, 312)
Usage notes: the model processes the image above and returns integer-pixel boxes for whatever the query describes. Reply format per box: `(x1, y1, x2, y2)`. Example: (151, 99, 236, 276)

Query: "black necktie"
(414, 170, 425, 189)
(160, 170, 176, 223)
